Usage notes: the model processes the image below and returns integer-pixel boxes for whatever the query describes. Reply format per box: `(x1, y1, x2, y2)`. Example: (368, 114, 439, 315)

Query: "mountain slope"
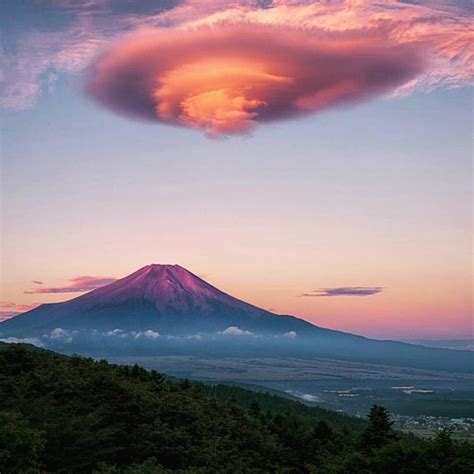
(0, 264, 315, 334)
(1, 264, 472, 373)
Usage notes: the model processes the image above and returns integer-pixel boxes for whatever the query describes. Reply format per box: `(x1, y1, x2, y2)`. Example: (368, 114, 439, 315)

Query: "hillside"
(0, 343, 472, 473)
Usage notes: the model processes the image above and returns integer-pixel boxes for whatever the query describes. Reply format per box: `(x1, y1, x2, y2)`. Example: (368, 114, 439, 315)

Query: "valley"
(110, 354, 474, 440)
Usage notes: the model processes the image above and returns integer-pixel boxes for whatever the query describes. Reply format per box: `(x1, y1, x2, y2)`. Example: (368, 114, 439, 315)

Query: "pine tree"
(250, 400, 261, 417)
(361, 404, 396, 451)
(313, 419, 334, 442)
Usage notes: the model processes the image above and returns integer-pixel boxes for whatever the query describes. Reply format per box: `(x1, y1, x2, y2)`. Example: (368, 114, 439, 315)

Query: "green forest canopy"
(0, 342, 472, 473)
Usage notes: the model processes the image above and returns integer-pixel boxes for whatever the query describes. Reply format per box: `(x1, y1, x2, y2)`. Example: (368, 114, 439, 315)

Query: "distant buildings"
(391, 413, 473, 440)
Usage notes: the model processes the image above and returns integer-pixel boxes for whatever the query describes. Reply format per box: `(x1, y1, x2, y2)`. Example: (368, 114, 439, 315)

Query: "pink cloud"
(0, 302, 41, 321)
(25, 276, 117, 294)
(85, 25, 424, 136)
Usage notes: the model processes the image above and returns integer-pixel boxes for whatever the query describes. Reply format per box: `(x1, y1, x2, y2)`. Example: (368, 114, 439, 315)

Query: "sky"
(0, 0, 472, 340)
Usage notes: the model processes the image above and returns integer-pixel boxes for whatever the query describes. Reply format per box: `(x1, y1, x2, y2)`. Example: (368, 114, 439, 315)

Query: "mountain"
(0, 264, 310, 335)
(1, 264, 472, 372)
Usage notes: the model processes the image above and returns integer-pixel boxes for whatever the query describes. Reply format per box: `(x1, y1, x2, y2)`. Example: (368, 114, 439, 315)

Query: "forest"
(0, 342, 472, 473)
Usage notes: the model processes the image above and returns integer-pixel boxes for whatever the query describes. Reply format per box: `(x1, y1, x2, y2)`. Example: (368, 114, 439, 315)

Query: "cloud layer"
(1, 326, 298, 349)
(301, 287, 383, 297)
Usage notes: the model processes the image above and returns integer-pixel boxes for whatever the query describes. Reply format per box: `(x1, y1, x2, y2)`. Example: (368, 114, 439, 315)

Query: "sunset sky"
(1, 0, 472, 339)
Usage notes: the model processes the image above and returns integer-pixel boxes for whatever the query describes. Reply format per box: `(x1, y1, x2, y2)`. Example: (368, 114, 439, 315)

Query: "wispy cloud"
(301, 287, 384, 297)
(0, 302, 41, 321)
(0, 301, 40, 311)
(0, 337, 44, 347)
(24, 276, 116, 294)
(0, 0, 179, 110)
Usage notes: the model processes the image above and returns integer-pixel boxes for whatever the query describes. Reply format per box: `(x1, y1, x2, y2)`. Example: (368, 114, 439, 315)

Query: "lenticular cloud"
(85, 25, 424, 136)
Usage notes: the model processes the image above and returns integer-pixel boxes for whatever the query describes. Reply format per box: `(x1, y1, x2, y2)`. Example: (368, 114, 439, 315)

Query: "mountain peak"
(136, 263, 181, 278)
(69, 263, 247, 314)
(130, 264, 206, 291)
(0, 263, 275, 335)
(141, 263, 182, 270)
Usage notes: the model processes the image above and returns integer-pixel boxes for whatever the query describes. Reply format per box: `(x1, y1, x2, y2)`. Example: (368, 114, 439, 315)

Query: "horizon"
(1, 262, 472, 341)
(1, 0, 472, 341)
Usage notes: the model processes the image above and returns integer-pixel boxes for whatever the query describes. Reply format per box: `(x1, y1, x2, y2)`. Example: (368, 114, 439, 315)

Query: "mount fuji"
(1, 264, 472, 372)
(0, 264, 314, 335)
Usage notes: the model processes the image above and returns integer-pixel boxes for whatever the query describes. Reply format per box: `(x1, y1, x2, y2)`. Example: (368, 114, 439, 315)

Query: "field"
(109, 355, 474, 416)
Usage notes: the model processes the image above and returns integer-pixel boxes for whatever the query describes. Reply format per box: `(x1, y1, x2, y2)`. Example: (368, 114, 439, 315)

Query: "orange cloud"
(86, 25, 424, 135)
(153, 60, 284, 135)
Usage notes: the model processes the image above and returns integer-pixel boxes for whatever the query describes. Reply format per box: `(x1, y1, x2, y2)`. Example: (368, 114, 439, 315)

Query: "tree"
(250, 400, 261, 417)
(312, 420, 334, 442)
(361, 405, 396, 452)
(424, 429, 474, 474)
(0, 411, 45, 473)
